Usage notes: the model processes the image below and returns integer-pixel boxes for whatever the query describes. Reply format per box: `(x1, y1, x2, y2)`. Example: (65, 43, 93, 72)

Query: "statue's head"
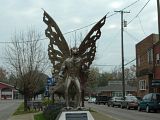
(70, 47, 79, 57)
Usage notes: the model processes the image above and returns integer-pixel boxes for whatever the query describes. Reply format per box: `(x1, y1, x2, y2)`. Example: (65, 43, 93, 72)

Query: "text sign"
(47, 77, 55, 86)
(151, 79, 160, 87)
(66, 113, 88, 120)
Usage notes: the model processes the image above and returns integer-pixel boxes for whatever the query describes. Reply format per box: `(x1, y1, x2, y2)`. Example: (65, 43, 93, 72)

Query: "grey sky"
(0, 0, 158, 73)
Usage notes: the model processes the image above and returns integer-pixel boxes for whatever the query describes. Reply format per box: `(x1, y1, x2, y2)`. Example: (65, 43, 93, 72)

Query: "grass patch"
(89, 107, 97, 112)
(13, 102, 39, 115)
(34, 113, 46, 120)
(89, 108, 116, 120)
(91, 111, 116, 120)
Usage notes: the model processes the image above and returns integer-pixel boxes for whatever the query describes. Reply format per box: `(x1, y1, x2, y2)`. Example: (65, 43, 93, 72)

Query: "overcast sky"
(0, 0, 158, 73)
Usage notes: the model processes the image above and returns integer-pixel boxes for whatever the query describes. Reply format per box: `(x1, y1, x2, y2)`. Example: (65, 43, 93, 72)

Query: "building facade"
(96, 80, 137, 97)
(136, 33, 160, 97)
(0, 82, 19, 100)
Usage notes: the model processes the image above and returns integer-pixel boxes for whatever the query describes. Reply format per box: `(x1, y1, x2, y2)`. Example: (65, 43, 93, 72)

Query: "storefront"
(0, 82, 17, 100)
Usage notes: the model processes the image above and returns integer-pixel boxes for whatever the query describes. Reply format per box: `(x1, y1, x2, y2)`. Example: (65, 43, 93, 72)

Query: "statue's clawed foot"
(64, 106, 73, 110)
(76, 106, 84, 110)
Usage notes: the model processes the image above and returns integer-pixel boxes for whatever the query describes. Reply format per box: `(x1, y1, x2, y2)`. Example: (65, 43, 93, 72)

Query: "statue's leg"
(74, 79, 81, 107)
(65, 78, 71, 108)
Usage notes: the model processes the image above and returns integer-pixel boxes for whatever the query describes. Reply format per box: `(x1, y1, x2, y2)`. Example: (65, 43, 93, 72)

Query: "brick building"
(136, 33, 160, 97)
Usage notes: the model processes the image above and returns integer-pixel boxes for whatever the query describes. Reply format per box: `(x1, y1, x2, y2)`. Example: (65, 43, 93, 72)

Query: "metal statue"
(43, 11, 106, 108)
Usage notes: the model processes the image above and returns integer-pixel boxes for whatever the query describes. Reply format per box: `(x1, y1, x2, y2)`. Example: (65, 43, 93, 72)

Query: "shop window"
(156, 53, 160, 64)
(147, 48, 153, 64)
(137, 56, 141, 67)
(139, 80, 146, 90)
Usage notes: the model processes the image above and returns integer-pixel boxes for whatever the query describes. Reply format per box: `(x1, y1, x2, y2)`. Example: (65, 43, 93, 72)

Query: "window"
(137, 56, 141, 66)
(139, 80, 146, 90)
(147, 93, 152, 100)
(156, 94, 160, 100)
(153, 94, 157, 100)
(147, 48, 153, 64)
(112, 92, 123, 97)
(156, 53, 160, 64)
(143, 95, 147, 100)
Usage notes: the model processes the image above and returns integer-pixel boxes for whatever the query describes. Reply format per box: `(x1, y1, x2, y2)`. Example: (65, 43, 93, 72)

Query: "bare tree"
(86, 67, 100, 94)
(5, 29, 49, 111)
(0, 67, 8, 82)
(111, 65, 136, 80)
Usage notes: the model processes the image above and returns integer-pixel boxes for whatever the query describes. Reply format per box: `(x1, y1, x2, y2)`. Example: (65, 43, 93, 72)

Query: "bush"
(34, 113, 46, 120)
(42, 98, 53, 106)
(43, 103, 65, 120)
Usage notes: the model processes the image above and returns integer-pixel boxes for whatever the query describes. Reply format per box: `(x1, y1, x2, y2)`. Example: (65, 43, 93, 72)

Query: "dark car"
(95, 96, 110, 105)
(136, 96, 142, 101)
(136, 96, 142, 104)
(138, 93, 160, 113)
(107, 97, 123, 107)
(121, 95, 138, 109)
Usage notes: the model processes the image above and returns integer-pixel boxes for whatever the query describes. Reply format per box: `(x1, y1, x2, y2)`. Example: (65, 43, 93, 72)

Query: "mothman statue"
(43, 11, 106, 108)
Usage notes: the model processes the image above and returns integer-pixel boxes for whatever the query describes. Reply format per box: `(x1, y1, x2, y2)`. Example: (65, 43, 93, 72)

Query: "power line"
(114, 10, 130, 98)
(0, 0, 141, 44)
(96, 42, 153, 70)
(127, 0, 151, 25)
(99, 29, 120, 53)
(107, 0, 140, 18)
(124, 58, 136, 66)
(124, 30, 139, 42)
(122, 0, 140, 10)
(93, 64, 120, 67)
(124, 43, 153, 67)
(123, 7, 150, 67)
(0, 55, 119, 66)
(63, 22, 98, 35)
(0, 38, 47, 44)
(138, 16, 147, 36)
(61, 0, 140, 35)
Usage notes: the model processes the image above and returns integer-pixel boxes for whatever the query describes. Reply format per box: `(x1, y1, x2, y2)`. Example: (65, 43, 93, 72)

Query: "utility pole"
(114, 10, 130, 98)
(157, 0, 160, 41)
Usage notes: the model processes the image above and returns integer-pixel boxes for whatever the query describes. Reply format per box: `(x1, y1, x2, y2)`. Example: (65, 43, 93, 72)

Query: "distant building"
(0, 82, 21, 100)
(96, 80, 137, 97)
(136, 33, 160, 97)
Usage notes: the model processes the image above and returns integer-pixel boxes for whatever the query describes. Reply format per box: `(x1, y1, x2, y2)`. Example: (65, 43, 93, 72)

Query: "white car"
(88, 97, 96, 103)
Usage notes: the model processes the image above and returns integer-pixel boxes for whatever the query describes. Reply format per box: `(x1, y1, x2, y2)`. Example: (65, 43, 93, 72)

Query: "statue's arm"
(80, 58, 89, 76)
(59, 60, 67, 79)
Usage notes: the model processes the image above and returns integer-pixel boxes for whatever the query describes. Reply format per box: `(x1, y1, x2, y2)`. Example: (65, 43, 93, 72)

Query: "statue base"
(56, 107, 94, 120)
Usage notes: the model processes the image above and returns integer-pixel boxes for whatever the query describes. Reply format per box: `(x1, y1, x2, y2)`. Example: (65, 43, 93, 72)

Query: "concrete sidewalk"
(8, 111, 115, 120)
(8, 113, 37, 120)
(7, 111, 115, 120)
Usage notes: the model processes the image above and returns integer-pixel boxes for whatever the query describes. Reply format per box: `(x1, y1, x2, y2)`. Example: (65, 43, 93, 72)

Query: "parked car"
(107, 97, 123, 107)
(136, 96, 142, 104)
(84, 96, 89, 101)
(121, 95, 138, 109)
(138, 93, 160, 113)
(95, 96, 110, 105)
(88, 97, 96, 103)
(136, 96, 142, 101)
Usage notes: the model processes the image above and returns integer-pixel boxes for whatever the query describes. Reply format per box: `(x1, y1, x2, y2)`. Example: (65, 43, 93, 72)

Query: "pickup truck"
(95, 96, 110, 105)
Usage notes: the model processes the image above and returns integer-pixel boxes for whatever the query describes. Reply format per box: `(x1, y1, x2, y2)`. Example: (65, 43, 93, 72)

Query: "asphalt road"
(0, 100, 22, 120)
(85, 102, 160, 120)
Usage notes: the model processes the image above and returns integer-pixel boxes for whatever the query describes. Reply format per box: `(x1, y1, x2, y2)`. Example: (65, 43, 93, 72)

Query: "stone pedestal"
(56, 109, 94, 120)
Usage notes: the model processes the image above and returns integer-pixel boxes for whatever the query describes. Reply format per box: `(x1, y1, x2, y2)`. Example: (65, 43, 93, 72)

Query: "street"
(0, 100, 22, 120)
(85, 102, 160, 120)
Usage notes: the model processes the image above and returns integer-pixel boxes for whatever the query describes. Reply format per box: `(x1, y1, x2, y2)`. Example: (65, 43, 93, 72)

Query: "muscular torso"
(65, 57, 82, 78)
